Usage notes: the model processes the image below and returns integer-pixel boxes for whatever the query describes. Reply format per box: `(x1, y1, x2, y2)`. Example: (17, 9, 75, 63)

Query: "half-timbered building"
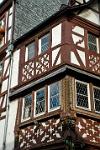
(0, 0, 100, 150)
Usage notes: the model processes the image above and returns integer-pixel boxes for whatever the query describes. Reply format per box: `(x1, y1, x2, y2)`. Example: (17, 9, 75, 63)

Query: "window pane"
(35, 88, 45, 115)
(41, 33, 50, 53)
(23, 94, 32, 119)
(0, 61, 3, 75)
(93, 88, 100, 112)
(88, 33, 97, 52)
(26, 42, 35, 60)
(50, 82, 60, 109)
(76, 81, 89, 108)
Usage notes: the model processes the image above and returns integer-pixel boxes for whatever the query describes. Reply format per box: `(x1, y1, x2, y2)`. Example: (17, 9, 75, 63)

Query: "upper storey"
(0, 0, 13, 50)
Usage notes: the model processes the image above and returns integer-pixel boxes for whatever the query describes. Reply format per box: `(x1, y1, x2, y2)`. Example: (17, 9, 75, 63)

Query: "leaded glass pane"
(27, 42, 35, 60)
(88, 33, 97, 52)
(35, 88, 45, 115)
(50, 82, 60, 109)
(23, 94, 32, 119)
(93, 88, 100, 112)
(76, 81, 89, 108)
(41, 33, 50, 53)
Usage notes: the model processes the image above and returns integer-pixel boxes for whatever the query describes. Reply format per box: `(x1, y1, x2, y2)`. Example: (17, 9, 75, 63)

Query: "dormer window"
(88, 33, 99, 53)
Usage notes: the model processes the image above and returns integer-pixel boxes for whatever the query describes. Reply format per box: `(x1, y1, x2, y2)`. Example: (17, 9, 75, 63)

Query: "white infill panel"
(71, 51, 80, 66)
(6, 100, 18, 150)
(52, 47, 61, 66)
(11, 49, 20, 88)
(1, 78, 8, 93)
(72, 34, 85, 48)
(52, 24, 61, 48)
(3, 58, 9, 77)
(72, 26, 84, 36)
(0, 119, 5, 150)
(77, 50, 86, 66)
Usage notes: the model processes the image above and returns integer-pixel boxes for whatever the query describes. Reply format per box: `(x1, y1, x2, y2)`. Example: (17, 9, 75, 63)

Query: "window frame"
(38, 32, 50, 55)
(34, 87, 46, 117)
(88, 32, 100, 53)
(48, 81, 61, 112)
(93, 86, 100, 113)
(25, 41, 36, 62)
(21, 94, 32, 122)
(75, 80, 91, 110)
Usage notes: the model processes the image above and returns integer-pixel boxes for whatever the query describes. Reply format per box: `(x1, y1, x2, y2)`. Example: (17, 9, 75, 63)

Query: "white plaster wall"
(1, 78, 8, 93)
(52, 47, 61, 66)
(72, 26, 84, 36)
(11, 49, 20, 88)
(71, 51, 80, 66)
(52, 24, 61, 48)
(3, 58, 9, 77)
(0, 119, 5, 150)
(6, 100, 18, 150)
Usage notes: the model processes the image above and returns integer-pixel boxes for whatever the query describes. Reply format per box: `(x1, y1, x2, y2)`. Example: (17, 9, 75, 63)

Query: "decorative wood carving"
(89, 52, 100, 74)
(76, 117, 100, 144)
(21, 48, 61, 83)
(18, 118, 62, 149)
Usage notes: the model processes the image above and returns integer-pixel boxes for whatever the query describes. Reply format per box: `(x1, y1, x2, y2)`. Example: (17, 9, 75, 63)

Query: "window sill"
(19, 109, 61, 128)
(74, 107, 100, 121)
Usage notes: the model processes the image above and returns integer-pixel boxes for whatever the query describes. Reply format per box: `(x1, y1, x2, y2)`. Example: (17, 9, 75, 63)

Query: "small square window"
(93, 87, 100, 113)
(22, 94, 32, 121)
(25, 42, 35, 61)
(88, 33, 99, 52)
(39, 33, 50, 54)
(48, 82, 60, 111)
(35, 88, 45, 116)
(76, 81, 90, 109)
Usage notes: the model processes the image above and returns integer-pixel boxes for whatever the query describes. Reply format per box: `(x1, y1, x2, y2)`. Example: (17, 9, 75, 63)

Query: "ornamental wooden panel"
(17, 118, 62, 150)
(21, 48, 61, 83)
(76, 117, 100, 145)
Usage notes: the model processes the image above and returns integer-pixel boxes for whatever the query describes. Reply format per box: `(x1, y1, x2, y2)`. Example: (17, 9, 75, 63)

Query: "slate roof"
(14, 0, 69, 40)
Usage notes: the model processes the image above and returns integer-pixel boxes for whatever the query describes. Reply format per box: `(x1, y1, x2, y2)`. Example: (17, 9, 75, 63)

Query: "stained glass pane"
(35, 88, 45, 115)
(23, 94, 32, 119)
(50, 82, 60, 109)
(88, 33, 97, 52)
(76, 81, 89, 108)
(27, 42, 35, 60)
(93, 88, 100, 112)
(41, 33, 50, 53)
